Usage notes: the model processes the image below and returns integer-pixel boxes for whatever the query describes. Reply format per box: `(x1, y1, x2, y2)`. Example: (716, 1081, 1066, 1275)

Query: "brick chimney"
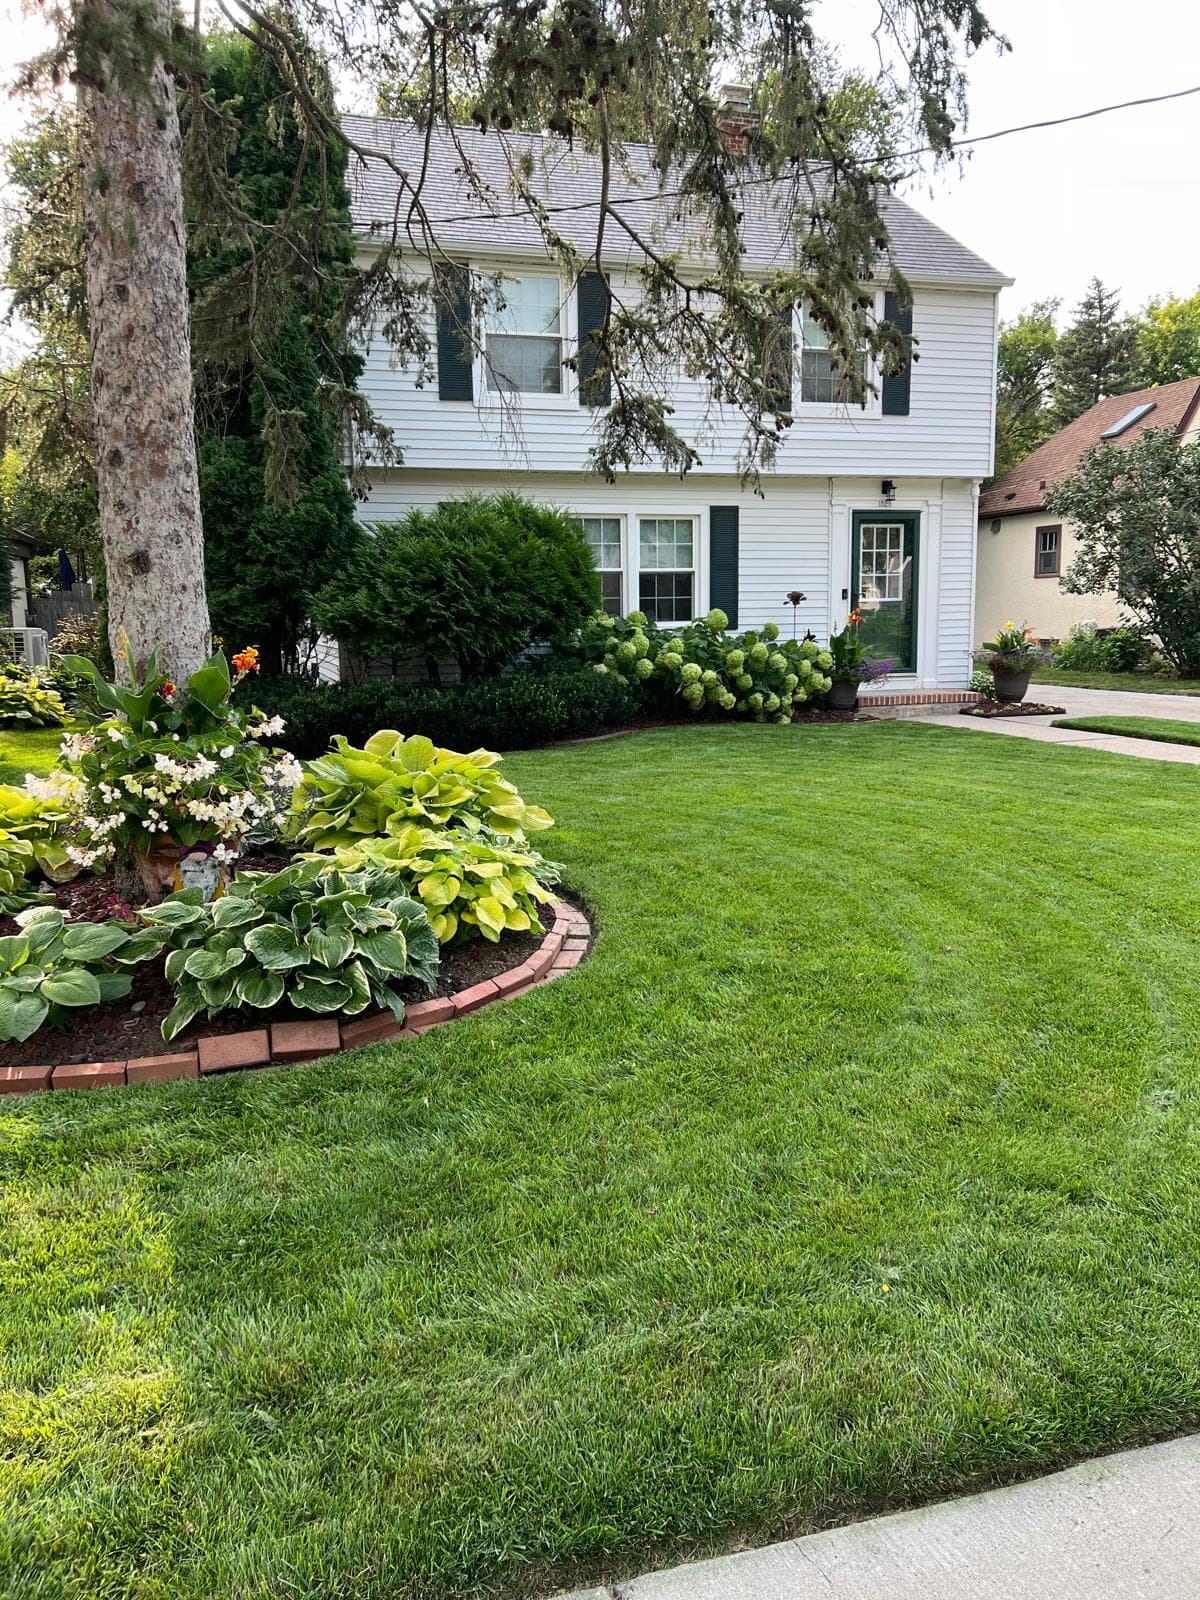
(717, 83, 759, 153)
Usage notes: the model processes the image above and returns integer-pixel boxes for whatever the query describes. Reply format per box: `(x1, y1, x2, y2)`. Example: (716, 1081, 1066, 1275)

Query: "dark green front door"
(851, 511, 920, 672)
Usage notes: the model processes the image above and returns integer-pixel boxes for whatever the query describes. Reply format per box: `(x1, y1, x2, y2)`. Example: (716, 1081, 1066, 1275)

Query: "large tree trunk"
(78, 0, 211, 685)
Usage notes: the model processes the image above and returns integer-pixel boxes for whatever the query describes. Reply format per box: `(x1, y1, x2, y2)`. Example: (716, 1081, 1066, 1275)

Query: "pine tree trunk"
(78, 0, 211, 686)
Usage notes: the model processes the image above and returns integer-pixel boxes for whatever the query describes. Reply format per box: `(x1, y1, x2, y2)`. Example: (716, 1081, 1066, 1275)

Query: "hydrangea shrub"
(567, 608, 834, 723)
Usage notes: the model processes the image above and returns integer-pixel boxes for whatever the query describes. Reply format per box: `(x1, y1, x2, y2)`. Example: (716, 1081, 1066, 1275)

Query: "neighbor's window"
(580, 516, 624, 615)
(483, 274, 563, 395)
(639, 517, 694, 622)
(798, 303, 865, 404)
(1035, 523, 1061, 577)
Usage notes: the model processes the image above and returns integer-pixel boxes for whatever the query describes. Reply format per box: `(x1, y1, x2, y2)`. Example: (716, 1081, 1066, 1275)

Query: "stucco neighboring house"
(977, 376, 1200, 643)
(344, 114, 1011, 691)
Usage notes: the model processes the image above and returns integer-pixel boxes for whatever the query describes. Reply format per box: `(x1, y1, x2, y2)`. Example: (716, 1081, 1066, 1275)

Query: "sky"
(1, 0, 1198, 333)
(820, 0, 1200, 320)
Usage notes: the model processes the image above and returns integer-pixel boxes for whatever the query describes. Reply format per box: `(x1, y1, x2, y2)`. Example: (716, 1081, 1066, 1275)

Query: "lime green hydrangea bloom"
(682, 682, 706, 709)
(659, 650, 683, 671)
(719, 690, 736, 710)
(593, 662, 609, 674)
(627, 610, 649, 628)
(598, 613, 617, 629)
(799, 659, 813, 677)
(700, 668, 718, 685)
(795, 686, 808, 702)
(725, 649, 745, 671)
(775, 711, 791, 725)
(705, 681, 723, 704)
(783, 673, 799, 690)
(736, 672, 753, 691)
(705, 608, 729, 631)
(817, 650, 833, 671)
(631, 633, 650, 659)
(762, 622, 780, 641)
(680, 662, 702, 685)
(749, 642, 769, 668)
(635, 657, 654, 679)
(768, 651, 786, 672)
(764, 693, 780, 713)
(615, 641, 637, 666)
(748, 691, 764, 711)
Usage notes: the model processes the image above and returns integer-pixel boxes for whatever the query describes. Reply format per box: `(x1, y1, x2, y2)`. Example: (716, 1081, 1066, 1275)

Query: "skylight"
(1101, 401, 1156, 440)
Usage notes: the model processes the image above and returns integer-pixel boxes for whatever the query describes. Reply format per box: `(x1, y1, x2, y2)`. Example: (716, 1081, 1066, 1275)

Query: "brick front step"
(858, 690, 982, 707)
(0, 898, 592, 1096)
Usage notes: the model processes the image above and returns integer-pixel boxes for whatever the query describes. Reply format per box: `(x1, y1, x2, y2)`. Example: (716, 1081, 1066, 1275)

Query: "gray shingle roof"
(342, 114, 1009, 288)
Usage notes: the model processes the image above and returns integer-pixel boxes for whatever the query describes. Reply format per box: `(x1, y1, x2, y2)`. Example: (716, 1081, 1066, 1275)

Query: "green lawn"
(0, 724, 63, 784)
(1053, 714, 1200, 749)
(1033, 667, 1200, 695)
(5, 723, 1200, 1599)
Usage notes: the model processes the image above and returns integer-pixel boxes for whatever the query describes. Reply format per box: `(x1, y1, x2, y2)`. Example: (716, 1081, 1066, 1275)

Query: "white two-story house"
(345, 116, 1010, 690)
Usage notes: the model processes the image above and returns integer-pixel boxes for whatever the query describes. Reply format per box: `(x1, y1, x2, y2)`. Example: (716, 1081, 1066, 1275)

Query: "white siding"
(357, 469, 979, 689)
(355, 271, 999, 481)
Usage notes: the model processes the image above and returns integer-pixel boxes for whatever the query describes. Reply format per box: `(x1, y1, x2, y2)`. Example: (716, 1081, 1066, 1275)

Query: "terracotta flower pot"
(992, 668, 1032, 704)
(827, 677, 860, 711)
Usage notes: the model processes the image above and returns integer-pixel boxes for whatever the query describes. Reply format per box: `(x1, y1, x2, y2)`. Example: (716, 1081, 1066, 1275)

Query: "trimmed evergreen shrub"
(240, 663, 639, 759)
(312, 494, 602, 682)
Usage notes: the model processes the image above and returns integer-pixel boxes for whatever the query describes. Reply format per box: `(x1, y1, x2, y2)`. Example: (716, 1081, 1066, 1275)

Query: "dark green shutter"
(435, 262, 473, 401)
(709, 506, 739, 627)
(881, 290, 913, 416)
(767, 304, 793, 414)
(577, 271, 611, 407)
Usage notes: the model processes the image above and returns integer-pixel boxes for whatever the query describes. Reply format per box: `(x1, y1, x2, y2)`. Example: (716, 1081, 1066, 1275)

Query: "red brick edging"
(0, 899, 591, 1097)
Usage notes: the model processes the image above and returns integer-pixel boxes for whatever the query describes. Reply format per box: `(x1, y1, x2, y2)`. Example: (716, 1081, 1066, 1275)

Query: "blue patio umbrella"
(57, 548, 76, 591)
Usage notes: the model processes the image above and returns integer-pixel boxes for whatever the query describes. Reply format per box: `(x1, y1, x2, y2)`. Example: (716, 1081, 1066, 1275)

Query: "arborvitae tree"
(992, 299, 1059, 480)
(1054, 277, 1138, 425)
(28, 0, 1006, 680)
(187, 32, 368, 676)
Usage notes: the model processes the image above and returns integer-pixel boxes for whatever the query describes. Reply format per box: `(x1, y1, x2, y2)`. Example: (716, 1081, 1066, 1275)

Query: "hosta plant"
(0, 783, 76, 885)
(124, 860, 441, 1041)
(0, 662, 68, 728)
(0, 906, 133, 1042)
(290, 730, 554, 852)
(308, 821, 561, 944)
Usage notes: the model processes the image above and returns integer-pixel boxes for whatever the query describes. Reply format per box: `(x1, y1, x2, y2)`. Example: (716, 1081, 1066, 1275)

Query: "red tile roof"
(980, 377, 1200, 520)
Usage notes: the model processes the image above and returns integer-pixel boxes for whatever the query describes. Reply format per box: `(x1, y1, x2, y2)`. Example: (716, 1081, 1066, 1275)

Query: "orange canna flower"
(231, 646, 260, 675)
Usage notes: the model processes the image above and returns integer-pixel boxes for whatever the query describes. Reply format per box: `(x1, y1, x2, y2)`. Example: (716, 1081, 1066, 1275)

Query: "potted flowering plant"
(973, 622, 1050, 703)
(47, 641, 300, 903)
(826, 610, 894, 710)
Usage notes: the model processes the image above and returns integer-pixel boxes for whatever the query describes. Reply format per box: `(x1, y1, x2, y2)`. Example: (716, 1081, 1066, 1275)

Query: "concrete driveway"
(916, 683, 1200, 764)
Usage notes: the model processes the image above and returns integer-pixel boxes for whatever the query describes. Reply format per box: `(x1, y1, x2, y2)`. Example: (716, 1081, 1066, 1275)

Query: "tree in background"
(992, 298, 1059, 480)
(0, 110, 98, 564)
(1049, 430, 1200, 676)
(187, 31, 370, 677)
(1053, 277, 1138, 425)
(22, 0, 1005, 680)
(1136, 290, 1200, 388)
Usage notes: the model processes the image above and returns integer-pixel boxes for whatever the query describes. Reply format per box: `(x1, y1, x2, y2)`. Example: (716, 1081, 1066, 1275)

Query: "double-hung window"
(639, 517, 695, 622)
(798, 303, 866, 405)
(483, 274, 564, 395)
(580, 516, 624, 614)
(1035, 524, 1061, 577)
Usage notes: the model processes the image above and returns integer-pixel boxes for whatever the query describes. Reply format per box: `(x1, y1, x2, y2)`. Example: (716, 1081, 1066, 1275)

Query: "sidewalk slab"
(918, 710, 1200, 764)
(555, 1436, 1200, 1600)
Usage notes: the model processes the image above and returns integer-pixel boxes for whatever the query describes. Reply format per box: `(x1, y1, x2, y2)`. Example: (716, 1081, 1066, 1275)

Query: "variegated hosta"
(289, 730, 554, 853)
(308, 822, 561, 944)
(122, 859, 440, 1041)
(0, 906, 133, 1042)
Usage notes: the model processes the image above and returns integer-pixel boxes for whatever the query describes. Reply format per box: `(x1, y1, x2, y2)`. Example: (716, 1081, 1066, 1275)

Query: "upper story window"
(798, 303, 866, 405)
(483, 274, 563, 395)
(639, 517, 695, 623)
(580, 516, 624, 615)
(1035, 523, 1062, 577)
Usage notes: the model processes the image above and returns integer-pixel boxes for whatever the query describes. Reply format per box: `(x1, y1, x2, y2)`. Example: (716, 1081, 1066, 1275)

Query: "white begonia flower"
(219, 745, 235, 760)
(107, 727, 124, 742)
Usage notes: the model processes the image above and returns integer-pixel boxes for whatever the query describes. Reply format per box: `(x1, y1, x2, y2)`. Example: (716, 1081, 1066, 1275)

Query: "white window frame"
(637, 514, 699, 625)
(792, 290, 884, 417)
(568, 504, 709, 625)
(476, 268, 575, 408)
(579, 514, 625, 615)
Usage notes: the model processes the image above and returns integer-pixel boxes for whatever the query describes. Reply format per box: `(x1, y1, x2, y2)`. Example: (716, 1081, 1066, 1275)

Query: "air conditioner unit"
(0, 628, 51, 668)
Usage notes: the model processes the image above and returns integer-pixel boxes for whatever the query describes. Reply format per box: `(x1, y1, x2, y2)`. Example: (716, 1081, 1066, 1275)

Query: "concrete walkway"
(557, 1436, 1200, 1599)
(917, 684, 1200, 765)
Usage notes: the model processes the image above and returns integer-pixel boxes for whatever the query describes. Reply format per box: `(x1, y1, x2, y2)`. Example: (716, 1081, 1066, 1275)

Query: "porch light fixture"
(880, 479, 896, 506)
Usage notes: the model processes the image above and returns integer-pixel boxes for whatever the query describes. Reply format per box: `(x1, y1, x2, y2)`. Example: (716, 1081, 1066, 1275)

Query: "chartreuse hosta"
(123, 859, 440, 1041)
(309, 821, 561, 944)
(0, 906, 133, 1042)
(290, 731, 554, 851)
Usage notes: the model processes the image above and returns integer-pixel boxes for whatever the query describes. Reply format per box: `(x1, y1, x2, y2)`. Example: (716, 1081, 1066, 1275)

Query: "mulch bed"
(960, 701, 1067, 719)
(0, 850, 546, 1067)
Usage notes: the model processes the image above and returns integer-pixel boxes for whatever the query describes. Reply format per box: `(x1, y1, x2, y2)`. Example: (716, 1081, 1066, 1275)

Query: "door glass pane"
(854, 518, 916, 670)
